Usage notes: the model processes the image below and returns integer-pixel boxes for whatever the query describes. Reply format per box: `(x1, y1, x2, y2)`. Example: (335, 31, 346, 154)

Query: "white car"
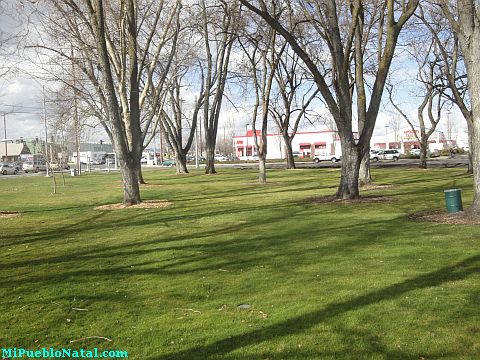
(23, 159, 47, 173)
(313, 153, 341, 163)
(0, 163, 18, 175)
(214, 155, 229, 161)
(409, 149, 421, 157)
(370, 149, 380, 161)
(378, 149, 401, 161)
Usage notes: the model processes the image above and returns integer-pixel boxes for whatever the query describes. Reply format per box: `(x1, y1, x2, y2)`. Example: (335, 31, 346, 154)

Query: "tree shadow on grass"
(148, 255, 479, 360)
(0, 210, 407, 284)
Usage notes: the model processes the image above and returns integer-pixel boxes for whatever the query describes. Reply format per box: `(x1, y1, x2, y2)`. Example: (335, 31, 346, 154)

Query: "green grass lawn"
(0, 168, 478, 359)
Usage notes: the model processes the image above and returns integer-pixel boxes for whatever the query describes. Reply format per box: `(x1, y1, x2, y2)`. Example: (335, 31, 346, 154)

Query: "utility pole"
(195, 120, 199, 169)
(159, 128, 164, 164)
(43, 86, 50, 177)
(384, 125, 389, 150)
(245, 123, 249, 159)
(3, 113, 7, 161)
(199, 115, 203, 157)
(72, 45, 81, 175)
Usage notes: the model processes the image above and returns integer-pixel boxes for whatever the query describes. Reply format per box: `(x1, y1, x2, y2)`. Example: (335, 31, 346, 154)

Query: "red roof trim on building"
(232, 129, 346, 139)
(314, 142, 326, 145)
(299, 143, 311, 146)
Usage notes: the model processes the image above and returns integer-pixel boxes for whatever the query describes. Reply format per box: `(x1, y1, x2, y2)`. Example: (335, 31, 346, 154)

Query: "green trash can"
(444, 189, 463, 213)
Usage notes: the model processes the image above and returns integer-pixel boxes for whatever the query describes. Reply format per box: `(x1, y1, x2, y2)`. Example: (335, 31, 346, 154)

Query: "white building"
(234, 126, 466, 160)
(371, 127, 457, 153)
(233, 129, 344, 160)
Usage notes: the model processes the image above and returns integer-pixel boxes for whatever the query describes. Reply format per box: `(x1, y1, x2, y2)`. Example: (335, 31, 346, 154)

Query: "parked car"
(48, 162, 71, 171)
(214, 154, 229, 161)
(313, 153, 341, 163)
(23, 159, 47, 173)
(161, 159, 176, 167)
(378, 149, 401, 161)
(292, 151, 301, 158)
(0, 163, 18, 175)
(409, 149, 421, 158)
(11, 162, 22, 171)
(370, 149, 380, 162)
(429, 149, 440, 158)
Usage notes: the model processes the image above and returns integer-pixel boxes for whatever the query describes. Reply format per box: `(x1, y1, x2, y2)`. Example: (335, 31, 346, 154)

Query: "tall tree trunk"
(466, 120, 474, 174)
(205, 136, 216, 174)
(138, 167, 146, 185)
(462, 30, 480, 215)
(258, 156, 267, 184)
(359, 151, 372, 186)
(470, 121, 480, 214)
(175, 152, 188, 174)
(284, 136, 296, 169)
(120, 156, 141, 205)
(419, 138, 428, 169)
(337, 140, 361, 199)
(92, 0, 141, 205)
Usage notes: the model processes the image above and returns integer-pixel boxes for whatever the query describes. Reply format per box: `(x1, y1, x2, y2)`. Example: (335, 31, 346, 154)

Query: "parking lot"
(0, 155, 470, 180)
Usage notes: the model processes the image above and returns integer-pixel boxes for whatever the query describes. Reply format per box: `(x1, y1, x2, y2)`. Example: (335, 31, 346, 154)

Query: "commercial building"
(234, 126, 464, 160)
(371, 128, 460, 152)
(0, 141, 31, 162)
(233, 129, 342, 160)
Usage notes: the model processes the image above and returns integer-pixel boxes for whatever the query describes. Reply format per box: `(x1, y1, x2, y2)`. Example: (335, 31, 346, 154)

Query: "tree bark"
(175, 152, 188, 174)
(92, 0, 141, 205)
(337, 139, 361, 199)
(204, 140, 216, 174)
(359, 151, 372, 186)
(284, 136, 296, 169)
(419, 138, 428, 169)
(466, 120, 474, 174)
(469, 118, 480, 214)
(457, 4, 480, 214)
(119, 155, 141, 205)
(258, 156, 267, 184)
(138, 167, 146, 185)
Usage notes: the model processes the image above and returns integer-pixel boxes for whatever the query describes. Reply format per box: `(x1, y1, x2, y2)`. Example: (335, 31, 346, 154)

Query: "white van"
(23, 158, 47, 173)
(313, 153, 342, 163)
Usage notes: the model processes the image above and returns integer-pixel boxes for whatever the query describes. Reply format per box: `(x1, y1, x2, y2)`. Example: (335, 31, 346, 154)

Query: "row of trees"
(240, 0, 480, 215)
(13, 0, 480, 216)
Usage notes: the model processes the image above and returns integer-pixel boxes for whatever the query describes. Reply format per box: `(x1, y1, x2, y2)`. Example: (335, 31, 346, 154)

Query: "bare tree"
(27, 0, 181, 204)
(388, 38, 446, 169)
(240, 0, 419, 199)
(270, 46, 320, 169)
(160, 73, 204, 174)
(388, 113, 402, 143)
(419, 4, 473, 173)
(436, 0, 480, 215)
(239, 20, 282, 184)
(0, 1, 23, 81)
(196, 0, 239, 175)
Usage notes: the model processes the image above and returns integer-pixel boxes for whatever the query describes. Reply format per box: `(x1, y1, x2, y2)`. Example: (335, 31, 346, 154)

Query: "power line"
(0, 104, 43, 110)
(0, 110, 43, 115)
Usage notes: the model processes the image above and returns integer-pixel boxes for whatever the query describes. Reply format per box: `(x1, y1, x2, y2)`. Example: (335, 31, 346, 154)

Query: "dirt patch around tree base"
(306, 195, 391, 205)
(408, 210, 480, 225)
(243, 181, 282, 186)
(360, 184, 395, 191)
(0, 211, 21, 219)
(95, 200, 172, 211)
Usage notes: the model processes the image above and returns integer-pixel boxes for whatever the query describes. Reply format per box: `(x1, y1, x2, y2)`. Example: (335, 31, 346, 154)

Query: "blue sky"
(0, 0, 468, 143)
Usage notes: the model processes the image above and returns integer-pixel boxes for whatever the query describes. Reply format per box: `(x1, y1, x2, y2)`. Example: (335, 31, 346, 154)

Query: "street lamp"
(3, 112, 7, 161)
(42, 86, 50, 177)
(384, 125, 389, 150)
(245, 123, 250, 159)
